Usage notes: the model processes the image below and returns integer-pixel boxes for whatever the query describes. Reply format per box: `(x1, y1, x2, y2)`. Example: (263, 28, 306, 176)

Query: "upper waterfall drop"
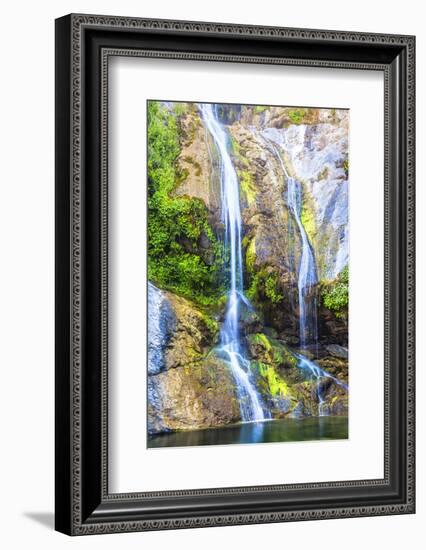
(286, 175, 319, 348)
(261, 131, 319, 349)
(199, 103, 267, 422)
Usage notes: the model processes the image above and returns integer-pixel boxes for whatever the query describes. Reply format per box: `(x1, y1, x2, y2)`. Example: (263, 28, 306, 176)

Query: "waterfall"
(148, 282, 166, 375)
(200, 103, 267, 422)
(262, 137, 331, 415)
(297, 354, 348, 416)
(286, 177, 318, 348)
(270, 146, 318, 349)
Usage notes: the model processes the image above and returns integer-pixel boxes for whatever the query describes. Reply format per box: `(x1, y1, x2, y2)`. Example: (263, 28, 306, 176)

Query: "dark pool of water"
(147, 416, 348, 448)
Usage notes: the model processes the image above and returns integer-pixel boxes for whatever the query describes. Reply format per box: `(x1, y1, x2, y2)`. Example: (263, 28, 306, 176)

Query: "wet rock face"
(147, 283, 176, 375)
(148, 356, 241, 434)
(148, 283, 218, 375)
(326, 344, 349, 359)
(163, 291, 218, 370)
(165, 104, 349, 337)
(227, 123, 301, 336)
(147, 287, 239, 434)
(174, 107, 221, 219)
(261, 113, 349, 281)
(246, 332, 348, 419)
(318, 306, 348, 347)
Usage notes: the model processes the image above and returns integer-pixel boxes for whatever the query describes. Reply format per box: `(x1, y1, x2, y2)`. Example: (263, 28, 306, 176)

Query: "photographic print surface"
(147, 100, 349, 448)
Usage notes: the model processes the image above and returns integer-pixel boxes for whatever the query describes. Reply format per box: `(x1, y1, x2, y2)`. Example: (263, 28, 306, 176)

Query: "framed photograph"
(55, 14, 415, 535)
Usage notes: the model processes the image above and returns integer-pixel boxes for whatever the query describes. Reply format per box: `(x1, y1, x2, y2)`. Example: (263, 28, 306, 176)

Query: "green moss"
(246, 238, 256, 273)
(246, 269, 283, 305)
(321, 265, 349, 316)
(255, 362, 290, 397)
(265, 273, 284, 304)
(182, 155, 202, 176)
(201, 314, 219, 339)
(252, 333, 272, 352)
(230, 135, 240, 155)
(288, 108, 308, 124)
(254, 105, 267, 114)
(239, 170, 256, 205)
(300, 200, 316, 243)
(173, 102, 187, 116)
(241, 235, 250, 249)
(249, 334, 299, 371)
(147, 101, 225, 308)
(217, 294, 228, 310)
(317, 166, 329, 180)
(246, 271, 261, 301)
(343, 158, 349, 177)
(175, 167, 189, 187)
(230, 135, 249, 167)
(273, 342, 298, 368)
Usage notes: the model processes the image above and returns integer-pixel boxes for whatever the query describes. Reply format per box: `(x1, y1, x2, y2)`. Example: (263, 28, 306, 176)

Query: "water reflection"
(148, 416, 348, 449)
(238, 421, 265, 444)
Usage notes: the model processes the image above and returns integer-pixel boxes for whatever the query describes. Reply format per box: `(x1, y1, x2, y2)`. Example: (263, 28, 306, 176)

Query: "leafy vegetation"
(147, 101, 225, 307)
(200, 314, 219, 339)
(230, 135, 249, 167)
(253, 361, 290, 397)
(249, 333, 298, 369)
(251, 333, 272, 352)
(245, 238, 256, 273)
(321, 265, 349, 316)
(288, 108, 308, 124)
(245, 237, 283, 306)
(246, 268, 284, 305)
(300, 200, 316, 243)
(265, 273, 284, 304)
(253, 105, 267, 115)
(172, 102, 188, 116)
(238, 170, 256, 205)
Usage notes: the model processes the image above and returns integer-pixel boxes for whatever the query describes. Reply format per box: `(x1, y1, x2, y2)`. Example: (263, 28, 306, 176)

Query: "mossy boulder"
(316, 356, 348, 385)
(247, 333, 298, 370)
(161, 290, 219, 371)
(227, 123, 304, 337)
(148, 355, 240, 434)
(174, 107, 221, 217)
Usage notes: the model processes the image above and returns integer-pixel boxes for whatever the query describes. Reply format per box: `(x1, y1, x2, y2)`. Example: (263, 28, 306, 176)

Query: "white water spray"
(200, 103, 267, 422)
(267, 144, 318, 348)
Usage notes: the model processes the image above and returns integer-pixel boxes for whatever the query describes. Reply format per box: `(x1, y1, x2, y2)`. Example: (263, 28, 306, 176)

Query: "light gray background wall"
(0, 0, 422, 547)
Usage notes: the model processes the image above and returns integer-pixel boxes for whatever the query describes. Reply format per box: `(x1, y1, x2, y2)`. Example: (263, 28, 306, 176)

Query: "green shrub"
(247, 268, 283, 305)
(288, 108, 308, 124)
(238, 170, 256, 205)
(321, 265, 349, 316)
(147, 101, 225, 307)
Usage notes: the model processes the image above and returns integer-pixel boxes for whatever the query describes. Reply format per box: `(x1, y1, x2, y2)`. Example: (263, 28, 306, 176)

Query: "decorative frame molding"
(55, 13, 415, 535)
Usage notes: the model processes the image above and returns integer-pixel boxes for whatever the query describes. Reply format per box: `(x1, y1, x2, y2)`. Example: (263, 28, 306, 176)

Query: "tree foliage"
(147, 101, 225, 307)
(321, 265, 349, 315)
(247, 268, 283, 305)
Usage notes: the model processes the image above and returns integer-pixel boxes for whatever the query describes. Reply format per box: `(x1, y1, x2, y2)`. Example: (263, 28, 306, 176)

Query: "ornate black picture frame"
(55, 13, 415, 535)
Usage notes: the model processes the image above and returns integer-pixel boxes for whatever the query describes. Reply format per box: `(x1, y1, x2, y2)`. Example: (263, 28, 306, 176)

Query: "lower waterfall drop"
(200, 103, 268, 423)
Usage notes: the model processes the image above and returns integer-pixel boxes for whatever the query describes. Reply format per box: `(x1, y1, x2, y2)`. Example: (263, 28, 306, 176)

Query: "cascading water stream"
(200, 103, 267, 422)
(147, 282, 165, 375)
(272, 147, 318, 349)
(296, 354, 348, 416)
(264, 140, 335, 416)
